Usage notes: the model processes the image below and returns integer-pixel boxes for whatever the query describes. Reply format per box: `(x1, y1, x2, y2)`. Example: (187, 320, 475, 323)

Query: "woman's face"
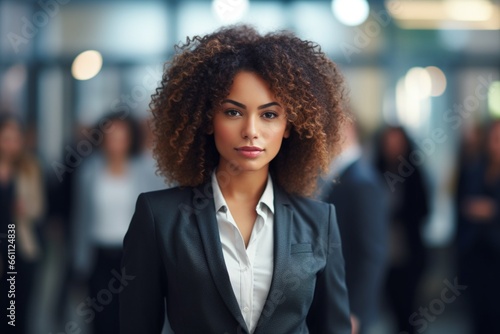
(0, 121, 23, 163)
(103, 120, 131, 159)
(212, 71, 290, 174)
(382, 128, 408, 161)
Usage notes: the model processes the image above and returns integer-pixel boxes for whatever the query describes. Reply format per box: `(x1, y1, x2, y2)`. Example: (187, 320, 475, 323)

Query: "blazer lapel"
(192, 183, 249, 333)
(255, 185, 293, 332)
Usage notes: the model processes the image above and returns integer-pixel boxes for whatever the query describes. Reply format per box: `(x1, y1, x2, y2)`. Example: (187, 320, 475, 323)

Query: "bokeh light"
(425, 66, 447, 97)
(405, 67, 432, 99)
(212, 0, 249, 24)
(332, 0, 370, 26)
(71, 50, 103, 81)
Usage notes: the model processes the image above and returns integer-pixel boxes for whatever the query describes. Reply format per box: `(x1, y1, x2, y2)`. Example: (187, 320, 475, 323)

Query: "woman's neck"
(215, 161, 269, 203)
(106, 155, 128, 176)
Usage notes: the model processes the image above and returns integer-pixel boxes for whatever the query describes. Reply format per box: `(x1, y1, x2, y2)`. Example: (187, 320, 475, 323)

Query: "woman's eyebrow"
(222, 99, 281, 110)
(222, 99, 246, 109)
(258, 102, 281, 110)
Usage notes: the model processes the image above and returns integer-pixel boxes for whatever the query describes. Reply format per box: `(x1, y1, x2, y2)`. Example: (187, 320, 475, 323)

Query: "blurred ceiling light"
(489, 81, 500, 118)
(332, 0, 370, 26)
(212, 0, 249, 24)
(405, 67, 432, 100)
(385, 0, 500, 30)
(444, 0, 493, 21)
(71, 50, 103, 81)
(425, 66, 447, 97)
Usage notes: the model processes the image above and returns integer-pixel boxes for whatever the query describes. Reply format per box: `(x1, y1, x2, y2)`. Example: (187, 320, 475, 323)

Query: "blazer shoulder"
(292, 193, 333, 209)
(139, 186, 193, 211)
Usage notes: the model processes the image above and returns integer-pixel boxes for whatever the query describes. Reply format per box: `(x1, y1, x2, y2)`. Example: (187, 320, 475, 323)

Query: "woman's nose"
(241, 115, 258, 139)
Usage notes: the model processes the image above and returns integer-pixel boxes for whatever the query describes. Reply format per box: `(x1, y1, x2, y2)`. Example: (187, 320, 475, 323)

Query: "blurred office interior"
(0, 0, 499, 333)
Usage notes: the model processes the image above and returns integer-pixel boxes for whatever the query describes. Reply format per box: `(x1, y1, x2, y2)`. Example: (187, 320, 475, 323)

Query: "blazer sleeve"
(306, 204, 352, 334)
(120, 193, 166, 334)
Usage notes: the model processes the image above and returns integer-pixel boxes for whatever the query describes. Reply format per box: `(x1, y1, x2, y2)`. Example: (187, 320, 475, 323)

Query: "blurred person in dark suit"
(317, 120, 389, 334)
(456, 120, 500, 334)
(0, 113, 45, 334)
(374, 126, 429, 334)
(71, 112, 142, 334)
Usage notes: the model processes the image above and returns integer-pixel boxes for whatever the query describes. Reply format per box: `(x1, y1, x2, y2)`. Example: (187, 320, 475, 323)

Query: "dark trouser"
(88, 247, 122, 334)
(460, 243, 500, 334)
(385, 253, 425, 334)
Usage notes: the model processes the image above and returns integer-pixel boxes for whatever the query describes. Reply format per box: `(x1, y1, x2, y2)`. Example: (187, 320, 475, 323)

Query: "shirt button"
(243, 307, 250, 313)
(242, 266, 248, 272)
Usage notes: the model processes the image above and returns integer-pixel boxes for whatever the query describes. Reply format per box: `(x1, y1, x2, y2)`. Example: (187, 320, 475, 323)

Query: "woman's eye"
(224, 109, 241, 117)
(262, 112, 278, 119)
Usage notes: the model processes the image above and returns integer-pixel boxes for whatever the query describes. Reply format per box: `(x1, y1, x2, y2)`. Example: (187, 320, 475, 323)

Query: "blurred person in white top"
(71, 112, 146, 334)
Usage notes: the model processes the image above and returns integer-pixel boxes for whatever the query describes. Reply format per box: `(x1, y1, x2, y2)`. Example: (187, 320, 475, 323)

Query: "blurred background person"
(374, 126, 430, 334)
(455, 120, 500, 334)
(70, 112, 143, 334)
(46, 115, 169, 331)
(455, 124, 485, 178)
(317, 119, 389, 334)
(0, 113, 45, 334)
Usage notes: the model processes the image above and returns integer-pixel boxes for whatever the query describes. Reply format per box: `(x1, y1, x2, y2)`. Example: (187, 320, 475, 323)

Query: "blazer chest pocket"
(291, 243, 313, 254)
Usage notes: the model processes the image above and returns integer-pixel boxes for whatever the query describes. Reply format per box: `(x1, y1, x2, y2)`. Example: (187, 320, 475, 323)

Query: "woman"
(120, 26, 351, 334)
(0, 114, 45, 334)
(71, 112, 142, 334)
(374, 126, 429, 334)
(456, 120, 500, 334)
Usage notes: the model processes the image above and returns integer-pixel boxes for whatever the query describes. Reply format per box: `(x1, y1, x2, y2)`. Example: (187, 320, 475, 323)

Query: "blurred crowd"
(0, 108, 499, 334)
(0, 110, 168, 334)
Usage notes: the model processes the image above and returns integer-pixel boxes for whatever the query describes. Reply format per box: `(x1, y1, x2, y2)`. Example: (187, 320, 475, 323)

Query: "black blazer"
(120, 181, 351, 334)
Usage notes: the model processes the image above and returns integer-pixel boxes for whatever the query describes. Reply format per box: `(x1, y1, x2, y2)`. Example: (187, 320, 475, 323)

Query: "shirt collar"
(211, 171, 275, 215)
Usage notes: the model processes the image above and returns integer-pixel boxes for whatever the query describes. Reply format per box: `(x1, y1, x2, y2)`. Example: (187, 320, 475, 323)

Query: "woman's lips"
(235, 146, 264, 158)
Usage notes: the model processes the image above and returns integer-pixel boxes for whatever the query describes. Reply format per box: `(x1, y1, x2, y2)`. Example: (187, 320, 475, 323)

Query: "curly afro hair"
(150, 25, 348, 197)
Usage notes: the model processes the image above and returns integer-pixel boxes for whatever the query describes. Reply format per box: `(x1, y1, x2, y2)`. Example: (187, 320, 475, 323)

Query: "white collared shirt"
(211, 172, 274, 333)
